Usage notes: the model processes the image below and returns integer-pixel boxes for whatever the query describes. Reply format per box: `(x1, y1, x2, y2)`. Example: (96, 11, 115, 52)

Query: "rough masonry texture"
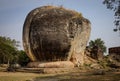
(109, 47, 120, 62)
(23, 6, 91, 67)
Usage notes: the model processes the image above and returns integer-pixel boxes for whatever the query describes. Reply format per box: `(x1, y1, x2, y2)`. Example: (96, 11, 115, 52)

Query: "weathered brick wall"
(109, 47, 120, 62)
(109, 47, 120, 54)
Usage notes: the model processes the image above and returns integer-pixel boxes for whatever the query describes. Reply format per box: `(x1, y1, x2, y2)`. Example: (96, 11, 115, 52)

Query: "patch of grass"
(0, 76, 34, 81)
(0, 70, 120, 81)
(0, 72, 39, 81)
(35, 71, 120, 81)
(0, 72, 57, 81)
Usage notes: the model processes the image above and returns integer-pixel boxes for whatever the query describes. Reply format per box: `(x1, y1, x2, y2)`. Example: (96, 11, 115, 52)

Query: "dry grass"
(0, 72, 38, 81)
(0, 72, 55, 81)
(35, 71, 120, 81)
(0, 70, 120, 81)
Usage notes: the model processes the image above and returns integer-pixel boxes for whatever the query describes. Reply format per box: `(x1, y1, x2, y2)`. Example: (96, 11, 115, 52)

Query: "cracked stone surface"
(23, 6, 91, 67)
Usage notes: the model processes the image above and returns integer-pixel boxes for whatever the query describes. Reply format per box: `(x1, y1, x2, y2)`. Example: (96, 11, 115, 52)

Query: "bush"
(18, 50, 30, 66)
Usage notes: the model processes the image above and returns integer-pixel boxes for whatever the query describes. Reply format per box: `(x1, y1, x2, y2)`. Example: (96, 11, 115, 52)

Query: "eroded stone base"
(27, 61, 74, 68)
(17, 67, 79, 74)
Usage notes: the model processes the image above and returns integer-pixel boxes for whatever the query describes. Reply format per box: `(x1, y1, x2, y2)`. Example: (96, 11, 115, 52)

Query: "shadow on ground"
(34, 71, 120, 81)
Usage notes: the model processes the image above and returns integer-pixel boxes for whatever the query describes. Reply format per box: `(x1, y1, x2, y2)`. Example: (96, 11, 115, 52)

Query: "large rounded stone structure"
(23, 6, 91, 67)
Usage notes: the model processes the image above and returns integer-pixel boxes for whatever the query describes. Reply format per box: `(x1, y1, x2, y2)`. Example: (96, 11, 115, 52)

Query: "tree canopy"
(0, 36, 19, 64)
(103, 0, 120, 32)
(17, 50, 30, 66)
(0, 36, 30, 66)
(88, 38, 107, 53)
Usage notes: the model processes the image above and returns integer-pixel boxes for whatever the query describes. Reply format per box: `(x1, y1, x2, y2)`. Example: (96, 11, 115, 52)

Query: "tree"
(89, 38, 106, 53)
(0, 36, 19, 49)
(17, 50, 30, 66)
(0, 36, 19, 64)
(103, 0, 120, 32)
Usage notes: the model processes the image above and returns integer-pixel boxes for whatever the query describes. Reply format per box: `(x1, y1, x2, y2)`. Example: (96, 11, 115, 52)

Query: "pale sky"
(0, 0, 120, 53)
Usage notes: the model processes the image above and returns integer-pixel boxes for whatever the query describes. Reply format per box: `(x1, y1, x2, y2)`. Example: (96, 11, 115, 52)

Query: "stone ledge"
(27, 61, 74, 68)
(17, 67, 75, 74)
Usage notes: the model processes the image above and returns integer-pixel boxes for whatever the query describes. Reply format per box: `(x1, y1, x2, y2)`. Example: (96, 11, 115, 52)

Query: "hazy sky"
(0, 0, 120, 53)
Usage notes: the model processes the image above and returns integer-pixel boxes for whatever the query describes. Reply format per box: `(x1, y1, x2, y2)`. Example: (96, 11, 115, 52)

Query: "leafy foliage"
(103, 0, 120, 32)
(89, 38, 106, 53)
(0, 43, 15, 64)
(17, 50, 30, 66)
(0, 36, 19, 64)
(0, 36, 19, 49)
(0, 36, 30, 66)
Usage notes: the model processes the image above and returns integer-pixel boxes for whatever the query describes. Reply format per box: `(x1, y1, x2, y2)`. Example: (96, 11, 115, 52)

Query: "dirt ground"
(0, 71, 60, 81)
(34, 71, 120, 81)
(0, 70, 120, 81)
